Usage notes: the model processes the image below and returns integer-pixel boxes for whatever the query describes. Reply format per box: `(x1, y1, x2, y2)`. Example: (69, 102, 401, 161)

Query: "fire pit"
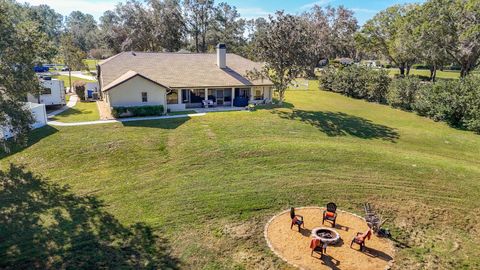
(311, 227, 340, 244)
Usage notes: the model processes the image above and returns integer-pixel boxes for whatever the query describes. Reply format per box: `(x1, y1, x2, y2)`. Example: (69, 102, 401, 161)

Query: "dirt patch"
(265, 207, 395, 270)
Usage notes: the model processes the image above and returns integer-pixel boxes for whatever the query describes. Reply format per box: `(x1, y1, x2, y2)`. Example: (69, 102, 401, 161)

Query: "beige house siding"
(106, 76, 167, 108)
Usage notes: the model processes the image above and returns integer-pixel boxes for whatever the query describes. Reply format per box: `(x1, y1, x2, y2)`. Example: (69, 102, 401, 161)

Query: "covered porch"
(166, 86, 273, 112)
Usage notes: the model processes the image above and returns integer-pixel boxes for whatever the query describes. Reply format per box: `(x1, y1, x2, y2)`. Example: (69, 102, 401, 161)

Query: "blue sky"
(23, 0, 424, 24)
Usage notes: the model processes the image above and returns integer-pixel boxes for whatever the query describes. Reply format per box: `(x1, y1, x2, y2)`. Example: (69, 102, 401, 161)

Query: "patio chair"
(350, 229, 372, 251)
(310, 238, 327, 257)
(202, 100, 209, 108)
(322, 202, 337, 227)
(290, 207, 304, 231)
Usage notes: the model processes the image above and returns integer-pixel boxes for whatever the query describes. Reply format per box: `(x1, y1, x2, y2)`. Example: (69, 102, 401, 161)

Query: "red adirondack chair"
(350, 229, 372, 251)
(290, 207, 304, 231)
(322, 202, 337, 227)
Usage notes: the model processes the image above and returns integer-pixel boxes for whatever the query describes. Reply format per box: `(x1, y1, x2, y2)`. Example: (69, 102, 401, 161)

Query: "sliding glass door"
(208, 89, 232, 106)
(182, 89, 206, 108)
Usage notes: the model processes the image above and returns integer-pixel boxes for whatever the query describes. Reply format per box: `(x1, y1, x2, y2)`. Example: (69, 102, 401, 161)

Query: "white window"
(141, 92, 148, 102)
(41, 87, 52, 95)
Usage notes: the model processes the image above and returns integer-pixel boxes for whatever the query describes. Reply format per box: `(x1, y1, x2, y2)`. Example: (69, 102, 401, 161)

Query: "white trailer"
(1, 102, 48, 140)
(27, 78, 66, 106)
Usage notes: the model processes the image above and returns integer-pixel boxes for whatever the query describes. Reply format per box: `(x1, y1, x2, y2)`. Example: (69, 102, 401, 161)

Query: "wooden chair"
(322, 202, 337, 227)
(350, 229, 372, 251)
(290, 207, 304, 231)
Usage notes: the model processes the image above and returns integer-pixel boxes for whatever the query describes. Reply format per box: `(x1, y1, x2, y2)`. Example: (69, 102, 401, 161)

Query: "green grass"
(1, 86, 480, 269)
(52, 75, 95, 88)
(388, 68, 461, 79)
(50, 101, 100, 123)
(83, 59, 99, 71)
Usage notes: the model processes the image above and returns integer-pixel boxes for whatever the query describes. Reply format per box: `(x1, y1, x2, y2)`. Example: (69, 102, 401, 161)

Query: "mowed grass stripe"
(1, 88, 480, 268)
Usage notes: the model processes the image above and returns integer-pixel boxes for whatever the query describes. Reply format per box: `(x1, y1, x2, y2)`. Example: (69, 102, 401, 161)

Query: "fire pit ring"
(311, 227, 340, 244)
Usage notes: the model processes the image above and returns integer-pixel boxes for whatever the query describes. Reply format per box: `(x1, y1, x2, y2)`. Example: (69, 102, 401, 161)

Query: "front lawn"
(1, 87, 480, 269)
(50, 101, 100, 123)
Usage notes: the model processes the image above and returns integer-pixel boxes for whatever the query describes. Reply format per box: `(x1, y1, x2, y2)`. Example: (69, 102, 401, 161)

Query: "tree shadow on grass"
(0, 126, 59, 159)
(0, 164, 180, 269)
(274, 109, 399, 142)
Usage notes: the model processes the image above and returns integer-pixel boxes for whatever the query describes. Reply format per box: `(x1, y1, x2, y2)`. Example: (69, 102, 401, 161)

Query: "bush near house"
(111, 105, 164, 118)
(73, 81, 86, 101)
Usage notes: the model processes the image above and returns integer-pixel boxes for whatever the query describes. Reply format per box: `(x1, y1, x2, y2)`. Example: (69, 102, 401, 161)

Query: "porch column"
(231, 87, 234, 107)
(177, 89, 182, 104)
(249, 88, 254, 102)
(205, 88, 208, 101)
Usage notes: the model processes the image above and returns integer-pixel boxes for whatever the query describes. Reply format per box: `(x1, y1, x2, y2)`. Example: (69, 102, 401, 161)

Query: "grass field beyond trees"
(1, 89, 480, 269)
(52, 75, 95, 88)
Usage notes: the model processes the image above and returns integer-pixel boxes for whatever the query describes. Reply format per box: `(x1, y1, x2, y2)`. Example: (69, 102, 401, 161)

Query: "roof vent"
(216, 43, 226, 69)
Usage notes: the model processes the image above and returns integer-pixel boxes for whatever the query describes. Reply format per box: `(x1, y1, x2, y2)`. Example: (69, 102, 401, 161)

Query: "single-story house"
(97, 44, 274, 112)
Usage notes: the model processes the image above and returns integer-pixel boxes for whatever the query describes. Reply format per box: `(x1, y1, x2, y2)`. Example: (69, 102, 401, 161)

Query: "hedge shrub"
(413, 80, 462, 124)
(461, 76, 480, 132)
(387, 76, 422, 111)
(413, 76, 480, 132)
(319, 65, 390, 103)
(318, 66, 337, 91)
(111, 105, 164, 118)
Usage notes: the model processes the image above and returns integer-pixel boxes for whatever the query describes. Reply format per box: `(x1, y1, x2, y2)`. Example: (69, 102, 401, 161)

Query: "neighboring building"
(97, 44, 274, 112)
(27, 78, 66, 106)
(363, 60, 379, 68)
(1, 102, 47, 140)
(337, 58, 354, 66)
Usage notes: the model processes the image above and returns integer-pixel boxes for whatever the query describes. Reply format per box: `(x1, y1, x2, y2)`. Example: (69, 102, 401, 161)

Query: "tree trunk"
(201, 31, 206, 53)
(460, 63, 471, 78)
(399, 64, 405, 76)
(406, 64, 411, 76)
(195, 33, 199, 53)
(68, 69, 72, 93)
(430, 65, 437, 82)
(460, 59, 478, 78)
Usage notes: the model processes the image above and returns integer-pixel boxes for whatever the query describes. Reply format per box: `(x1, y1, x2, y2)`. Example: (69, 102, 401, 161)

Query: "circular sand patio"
(265, 207, 395, 270)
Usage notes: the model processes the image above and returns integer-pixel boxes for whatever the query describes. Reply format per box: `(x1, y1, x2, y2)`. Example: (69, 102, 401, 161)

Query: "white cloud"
(299, 0, 334, 11)
(237, 7, 273, 20)
(20, 0, 118, 20)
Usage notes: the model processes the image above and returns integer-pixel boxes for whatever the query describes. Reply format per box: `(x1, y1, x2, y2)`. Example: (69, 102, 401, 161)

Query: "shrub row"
(319, 66, 390, 103)
(319, 66, 480, 133)
(111, 105, 164, 118)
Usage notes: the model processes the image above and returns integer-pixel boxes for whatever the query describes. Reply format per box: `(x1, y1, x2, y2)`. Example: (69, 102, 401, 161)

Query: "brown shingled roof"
(102, 70, 170, 92)
(99, 52, 273, 89)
